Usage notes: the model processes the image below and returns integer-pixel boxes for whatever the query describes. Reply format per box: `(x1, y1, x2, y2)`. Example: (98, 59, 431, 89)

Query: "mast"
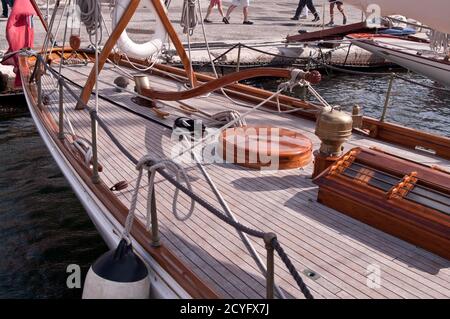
(76, 0, 198, 110)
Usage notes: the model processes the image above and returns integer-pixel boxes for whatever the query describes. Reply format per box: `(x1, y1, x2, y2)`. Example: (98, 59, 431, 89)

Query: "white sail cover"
(343, 0, 450, 34)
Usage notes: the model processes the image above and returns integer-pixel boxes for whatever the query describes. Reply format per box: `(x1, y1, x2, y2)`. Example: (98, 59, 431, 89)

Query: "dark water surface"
(0, 73, 449, 298)
(0, 98, 106, 298)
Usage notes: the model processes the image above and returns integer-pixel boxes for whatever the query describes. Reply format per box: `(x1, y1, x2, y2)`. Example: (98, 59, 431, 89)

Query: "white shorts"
(231, 0, 250, 7)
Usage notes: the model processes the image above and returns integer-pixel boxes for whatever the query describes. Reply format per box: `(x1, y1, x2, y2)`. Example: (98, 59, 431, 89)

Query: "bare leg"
(243, 6, 248, 22)
(337, 4, 345, 17)
(204, 3, 214, 20)
(217, 3, 225, 18)
(337, 3, 347, 24)
(226, 4, 237, 19)
(329, 3, 335, 23)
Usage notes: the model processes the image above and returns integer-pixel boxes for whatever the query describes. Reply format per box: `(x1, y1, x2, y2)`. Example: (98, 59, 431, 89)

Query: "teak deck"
(32, 61, 450, 299)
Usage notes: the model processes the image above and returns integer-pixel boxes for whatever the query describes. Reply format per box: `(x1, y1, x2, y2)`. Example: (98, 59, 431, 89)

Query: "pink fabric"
(1, 0, 36, 87)
(210, 0, 221, 6)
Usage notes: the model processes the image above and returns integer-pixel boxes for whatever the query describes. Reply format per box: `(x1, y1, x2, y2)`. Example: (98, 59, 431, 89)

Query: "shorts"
(329, 0, 343, 4)
(232, 0, 250, 7)
(210, 0, 221, 6)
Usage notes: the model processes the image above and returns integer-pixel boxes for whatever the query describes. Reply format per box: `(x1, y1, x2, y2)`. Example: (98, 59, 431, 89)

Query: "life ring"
(111, 0, 167, 60)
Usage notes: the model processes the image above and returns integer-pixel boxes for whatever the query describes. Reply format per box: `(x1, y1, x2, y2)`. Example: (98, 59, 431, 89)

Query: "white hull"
(351, 39, 450, 87)
(22, 81, 190, 299)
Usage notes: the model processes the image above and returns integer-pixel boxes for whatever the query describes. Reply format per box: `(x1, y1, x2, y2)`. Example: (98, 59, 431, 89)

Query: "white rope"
(122, 156, 195, 242)
(123, 50, 162, 72)
(180, 0, 198, 35)
(77, 0, 103, 45)
(210, 110, 246, 127)
(171, 87, 285, 162)
(72, 137, 93, 166)
(307, 84, 332, 109)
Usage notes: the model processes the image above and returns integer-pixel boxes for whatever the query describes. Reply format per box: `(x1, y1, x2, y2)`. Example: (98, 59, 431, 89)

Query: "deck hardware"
(37, 72, 42, 109)
(381, 73, 395, 122)
(236, 43, 242, 72)
(352, 104, 363, 129)
(386, 172, 418, 200)
(302, 269, 321, 281)
(110, 181, 129, 192)
(149, 188, 161, 247)
(264, 232, 277, 299)
(58, 78, 64, 140)
(89, 110, 100, 184)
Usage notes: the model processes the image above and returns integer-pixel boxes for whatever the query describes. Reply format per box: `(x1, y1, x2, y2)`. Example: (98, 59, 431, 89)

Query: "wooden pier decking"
(36, 61, 450, 299)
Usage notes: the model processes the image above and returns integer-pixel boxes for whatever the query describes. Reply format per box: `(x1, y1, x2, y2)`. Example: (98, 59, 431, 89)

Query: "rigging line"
(170, 88, 285, 162)
(183, 135, 287, 299)
(94, 1, 99, 113)
(40, 0, 61, 57)
(58, 0, 72, 76)
(123, 50, 162, 72)
(47, 0, 70, 61)
(38, 55, 313, 297)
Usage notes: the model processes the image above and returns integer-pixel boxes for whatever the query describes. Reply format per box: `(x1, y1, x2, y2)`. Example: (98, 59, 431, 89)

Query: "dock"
(0, 1, 391, 69)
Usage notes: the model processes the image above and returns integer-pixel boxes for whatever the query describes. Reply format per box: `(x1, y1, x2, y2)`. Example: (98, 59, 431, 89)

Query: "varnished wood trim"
(19, 56, 219, 299)
(150, 0, 197, 87)
(142, 68, 291, 100)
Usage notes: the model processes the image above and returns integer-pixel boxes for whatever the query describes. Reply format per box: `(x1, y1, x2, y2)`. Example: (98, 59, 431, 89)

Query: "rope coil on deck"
(33, 54, 314, 299)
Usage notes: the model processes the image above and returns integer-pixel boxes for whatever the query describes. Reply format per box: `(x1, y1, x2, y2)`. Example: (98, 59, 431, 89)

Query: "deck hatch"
(313, 147, 450, 260)
(405, 185, 450, 216)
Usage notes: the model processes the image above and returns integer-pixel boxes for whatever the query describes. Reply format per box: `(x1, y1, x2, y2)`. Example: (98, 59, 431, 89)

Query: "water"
(0, 98, 106, 298)
(248, 72, 450, 137)
(0, 73, 449, 298)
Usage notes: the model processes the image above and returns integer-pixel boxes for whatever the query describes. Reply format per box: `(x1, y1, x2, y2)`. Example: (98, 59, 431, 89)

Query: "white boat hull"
(22, 78, 190, 299)
(351, 38, 450, 87)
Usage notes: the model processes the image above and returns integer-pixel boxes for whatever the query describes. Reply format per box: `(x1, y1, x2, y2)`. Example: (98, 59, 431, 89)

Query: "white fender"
(112, 0, 167, 60)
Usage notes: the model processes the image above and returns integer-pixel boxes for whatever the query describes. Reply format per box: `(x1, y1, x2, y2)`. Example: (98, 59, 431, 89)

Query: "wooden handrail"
(142, 68, 320, 101)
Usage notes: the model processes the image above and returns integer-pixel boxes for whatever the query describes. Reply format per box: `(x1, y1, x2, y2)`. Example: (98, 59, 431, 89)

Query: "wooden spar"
(150, 0, 198, 88)
(140, 67, 320, 101)
(141, 68, 292, 101)
(75, 0, 141, 110)
(76, 0, 198, 110)
(30, 0, 49, 33)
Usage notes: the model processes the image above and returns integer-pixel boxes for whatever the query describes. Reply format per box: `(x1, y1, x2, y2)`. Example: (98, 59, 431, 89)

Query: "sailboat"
(343, 0, 450, 86)
(16, 0, 450, 298)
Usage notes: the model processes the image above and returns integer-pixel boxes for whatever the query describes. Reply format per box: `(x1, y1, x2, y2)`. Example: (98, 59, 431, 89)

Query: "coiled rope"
(77, 0, 102, 45)
(122, 156, 195, 241)
(180, 0, 198, 35)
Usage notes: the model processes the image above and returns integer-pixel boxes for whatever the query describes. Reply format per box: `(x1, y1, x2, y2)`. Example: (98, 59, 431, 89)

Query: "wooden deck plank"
(39, 63, 450, 299)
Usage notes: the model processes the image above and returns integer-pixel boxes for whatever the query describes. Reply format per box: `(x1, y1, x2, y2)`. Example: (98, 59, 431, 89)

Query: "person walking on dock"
(223, 0, 253, 25)
(203, 0, 225, 23)
(291, 0, 320, 22)
(325, 0, 347, 26)
(1, 0, 13, 18)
